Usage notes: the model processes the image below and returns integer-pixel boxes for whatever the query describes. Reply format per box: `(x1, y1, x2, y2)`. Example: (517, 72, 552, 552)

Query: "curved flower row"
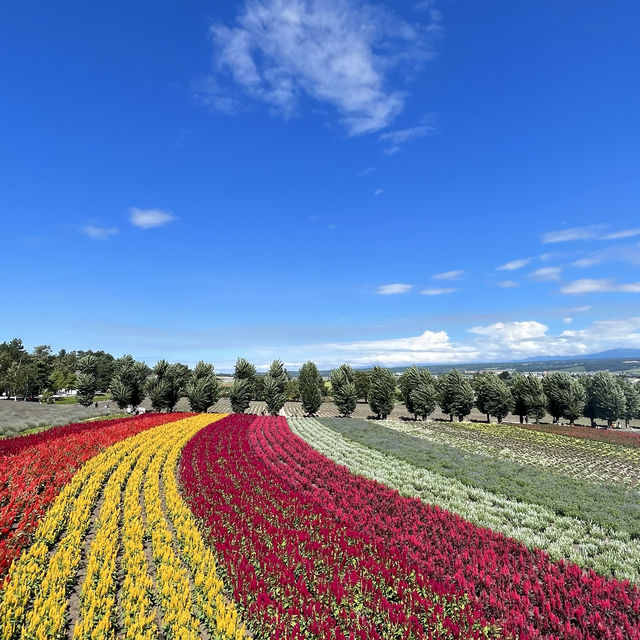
(0, 414, 246, 640)
(0, 412, 187, 581)
(180, 413, 499, 640)
(255, 416, 639, 639)
(374, 418, 640, 487)
(291, 417, 640, 581)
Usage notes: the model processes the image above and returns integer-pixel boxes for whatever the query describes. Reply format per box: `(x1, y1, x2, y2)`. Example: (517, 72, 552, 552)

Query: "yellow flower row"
(0, 414, 248, 640)
(161, 417, 246, 640)
(0, 436, 143, 640)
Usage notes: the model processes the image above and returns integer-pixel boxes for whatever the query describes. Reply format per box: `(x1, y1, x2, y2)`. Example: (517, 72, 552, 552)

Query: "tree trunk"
(590, 417, 596, 427)
(519, 415, 524, 424)
(458, 414, 464, 422)
(486, 413, 490, 424)
(450, 414, 454, 422)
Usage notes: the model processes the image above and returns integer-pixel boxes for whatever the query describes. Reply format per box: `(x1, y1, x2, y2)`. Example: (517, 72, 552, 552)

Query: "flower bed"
(0, 412, 190, 580)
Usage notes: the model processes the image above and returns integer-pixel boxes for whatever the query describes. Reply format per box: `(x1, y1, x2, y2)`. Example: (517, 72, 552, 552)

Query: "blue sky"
(1, 1, 639, 370)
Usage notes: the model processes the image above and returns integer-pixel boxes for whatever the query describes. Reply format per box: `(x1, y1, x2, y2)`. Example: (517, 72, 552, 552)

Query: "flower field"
(1, 412, 640, 638)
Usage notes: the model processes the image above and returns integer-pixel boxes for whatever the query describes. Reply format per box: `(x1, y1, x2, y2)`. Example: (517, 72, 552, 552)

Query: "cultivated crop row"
(290, 417, 640, 581)
(0, 413, 186, 580)
(0, 415, 245, 640)
(375, 418, 640, 487)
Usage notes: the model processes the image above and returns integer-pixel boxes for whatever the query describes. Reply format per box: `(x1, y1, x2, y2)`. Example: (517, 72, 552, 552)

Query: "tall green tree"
(409, 376, 437, 420)
(399, 366, 435, 420)
(234, 358, 256, 394)
(438, 369, 474, 422)
(76, 355, 98, 407)
(299, 361, 323, 416)
(353, 370, 371, 402)
(263, 360, 288, 415)
(474, 373, 513, 423)
(619, 377, 640, 427)
(543, 372, 575, 424)
(230, 379, 252, 413)
(583, 371, 626, 427)
(110, 355, 149, 410)
(330, 365, 357, 417)
(368, 366, 396, 419)
(185, 361, 220, 413)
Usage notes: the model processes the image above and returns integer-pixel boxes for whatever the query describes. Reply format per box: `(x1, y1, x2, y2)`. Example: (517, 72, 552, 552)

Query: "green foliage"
(353, 370, 371, 402)
(474, 373, 513, 423)
(582, 371, 626, 426)
(620, 377, 640, 427)
(110, 355, 148, 410)
(185, 361, 220, 413)
(543, 372, 586, 424)
(399, 366, 435, 419)
(510, 373, 547, 423)
(438, 369, 474, 422)
(234, 357, 256, 395)
(330, 365, 357, 417)
(264, 374, 287, 415)
(368, 366, 396, 419)
(76, 355, 98, 407)
(299, 361, 323, 416)
(263, 360, 288, 415)
(230, 378, 252, 414)
(286, 379, 300, 401)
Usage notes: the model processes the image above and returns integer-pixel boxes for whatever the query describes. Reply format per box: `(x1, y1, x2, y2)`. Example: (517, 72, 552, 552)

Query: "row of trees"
(3, 337, 640, 424)
(0, 339, 116, 400)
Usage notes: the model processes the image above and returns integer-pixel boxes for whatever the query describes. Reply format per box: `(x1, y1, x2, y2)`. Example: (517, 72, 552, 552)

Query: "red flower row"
(181, 414, 640, 639)
(0, 412, 189, 581)
(180, 414, 497, 640)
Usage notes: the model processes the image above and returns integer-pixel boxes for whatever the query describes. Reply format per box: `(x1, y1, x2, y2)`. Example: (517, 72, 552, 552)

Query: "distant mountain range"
(518, 349, 640, 363)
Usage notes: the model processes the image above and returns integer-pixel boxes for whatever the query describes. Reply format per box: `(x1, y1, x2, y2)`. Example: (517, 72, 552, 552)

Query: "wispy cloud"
(379, 123, 436, 145)
(374, 188, 384, 196)
(82, 225, 119, 240)
(433, 269, 464, 280)
(383, 145, 401, 156)
(529, 266, 562, 281)
(205, 0, 438, 135)
(570, 305, 592, 312)
(421, 287, 457, 295)
(541, 224, 606, 244)
(129, 208, 176, 229)
(561, 279, 640, 294)
(376, 283, 412, 295)
(357, 167, 376, 177)
(496, 258, 531, 271)
(563, 317, 573, 324)
(603, 229, 640, 240)
(498, 280, 519, 288)
(571, 245, 640, 268)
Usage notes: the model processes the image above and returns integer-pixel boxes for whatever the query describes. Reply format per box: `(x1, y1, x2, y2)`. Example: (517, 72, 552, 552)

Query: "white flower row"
(289, 417, 640, 583)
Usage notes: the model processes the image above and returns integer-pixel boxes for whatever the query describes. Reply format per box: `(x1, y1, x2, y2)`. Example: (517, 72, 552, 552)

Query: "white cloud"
(283, 316, 640, 367)
(324, 329, 476, 365)
(603, 229, 640, 240)
(570, 305, 592, 312)
(571, 245, 640, 268)
(561, 279, 640, 294)
(82, 225, 119, 240)
(421, 287, 457, 295)
(374, 188, 384, 196)
(129, 208, 176, 229)
(498, 280, 519, 288)
(433, 269, 464, 280)
(383, 145, 401, 156)
(496, 258, 531, 271)
(207, 0, 437, 135)
(563, 317, 573, 324)
(378, 124, 436, 145)
(357, 167, 376, 177)
(541, 225, 606, 244)
(376, 283, 412, 295)
(529, 266, 562, 281)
